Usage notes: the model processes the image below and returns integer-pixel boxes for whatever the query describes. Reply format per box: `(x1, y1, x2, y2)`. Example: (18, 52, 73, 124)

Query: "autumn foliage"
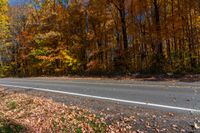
(0, 0, 200, 76)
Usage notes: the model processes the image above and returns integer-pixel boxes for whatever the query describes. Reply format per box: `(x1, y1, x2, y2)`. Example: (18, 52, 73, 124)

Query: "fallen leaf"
(192, 122, 200, 129)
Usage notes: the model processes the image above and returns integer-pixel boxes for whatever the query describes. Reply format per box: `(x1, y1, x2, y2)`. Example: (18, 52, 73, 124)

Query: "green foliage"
(6, 101, 17, 110)
(0, 65, 12, 77)
(0, 123, 24, 133)
(76, 128, 82, 133)
(30, 48, 50, 56)
(0, 118, 25, 133)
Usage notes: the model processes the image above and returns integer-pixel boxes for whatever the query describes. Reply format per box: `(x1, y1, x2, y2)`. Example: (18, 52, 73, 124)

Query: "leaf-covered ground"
(0, 88, 200, 133)
(0, 89, 108, 133)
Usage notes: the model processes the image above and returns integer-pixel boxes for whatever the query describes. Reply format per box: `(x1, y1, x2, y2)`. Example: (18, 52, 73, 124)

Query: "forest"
(0, 0, 200, 77)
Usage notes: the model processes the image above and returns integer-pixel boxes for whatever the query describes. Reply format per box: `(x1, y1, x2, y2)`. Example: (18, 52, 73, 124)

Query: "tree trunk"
(153, 0, 164, 71)
(118, 0, 128, 50)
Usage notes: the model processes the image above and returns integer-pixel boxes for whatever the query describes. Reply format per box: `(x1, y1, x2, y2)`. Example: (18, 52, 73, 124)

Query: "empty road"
(0, 78, 200, 112)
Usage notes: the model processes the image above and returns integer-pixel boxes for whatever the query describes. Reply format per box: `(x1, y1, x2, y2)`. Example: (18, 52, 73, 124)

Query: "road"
(0, 78, 200, 112)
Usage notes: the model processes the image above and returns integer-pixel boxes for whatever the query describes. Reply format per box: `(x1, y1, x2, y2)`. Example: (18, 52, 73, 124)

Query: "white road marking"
(0, 83, 200, 112)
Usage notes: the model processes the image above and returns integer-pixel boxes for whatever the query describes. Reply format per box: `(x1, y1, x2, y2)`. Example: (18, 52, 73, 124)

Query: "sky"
(9, 0, 27, 5)
(9, 0, 90, 5)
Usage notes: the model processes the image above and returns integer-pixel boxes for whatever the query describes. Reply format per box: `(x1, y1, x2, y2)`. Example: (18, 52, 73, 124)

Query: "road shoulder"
(2, 87, 200, 133)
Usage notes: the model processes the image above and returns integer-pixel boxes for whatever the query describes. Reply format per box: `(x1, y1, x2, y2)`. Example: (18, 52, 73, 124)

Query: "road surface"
(0, 78, 200, 112)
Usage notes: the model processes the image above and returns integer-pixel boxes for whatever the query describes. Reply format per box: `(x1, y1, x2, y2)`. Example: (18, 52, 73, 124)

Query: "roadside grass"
(6, 100, 17, 110)
(0, 116, 26, 133)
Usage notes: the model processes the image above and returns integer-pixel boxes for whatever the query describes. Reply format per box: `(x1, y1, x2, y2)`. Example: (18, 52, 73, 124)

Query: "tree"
(0, 0, 200, 77)
(0, 0, 9, 63)
(108, 0, 128, 50)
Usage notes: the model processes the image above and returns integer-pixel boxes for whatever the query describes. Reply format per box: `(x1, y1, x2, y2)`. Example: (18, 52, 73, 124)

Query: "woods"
(0, 0, 200, 77)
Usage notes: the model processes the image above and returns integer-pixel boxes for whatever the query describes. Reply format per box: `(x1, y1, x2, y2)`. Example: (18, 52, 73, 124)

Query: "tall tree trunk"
(153, 0, 164, 71)
(118, 0, 128, 50)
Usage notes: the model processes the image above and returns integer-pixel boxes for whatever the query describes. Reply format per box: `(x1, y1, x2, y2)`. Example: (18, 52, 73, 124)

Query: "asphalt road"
(0, 78, 200, 112)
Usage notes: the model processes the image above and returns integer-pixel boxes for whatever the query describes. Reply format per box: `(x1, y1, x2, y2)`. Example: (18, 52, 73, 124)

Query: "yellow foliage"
(0, 0, 9, 39)
(197, 16, 200, 28)
(60, 50, 77, 66)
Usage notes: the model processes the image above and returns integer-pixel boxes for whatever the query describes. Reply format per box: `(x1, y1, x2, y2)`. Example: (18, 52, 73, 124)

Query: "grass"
(76, 128, 83, 133)
(6, 101, 17, 110)
(0, 118, 26, 133)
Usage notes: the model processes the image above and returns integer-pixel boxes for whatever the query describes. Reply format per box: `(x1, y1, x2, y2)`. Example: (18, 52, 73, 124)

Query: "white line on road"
(0, 83, 200, 113)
